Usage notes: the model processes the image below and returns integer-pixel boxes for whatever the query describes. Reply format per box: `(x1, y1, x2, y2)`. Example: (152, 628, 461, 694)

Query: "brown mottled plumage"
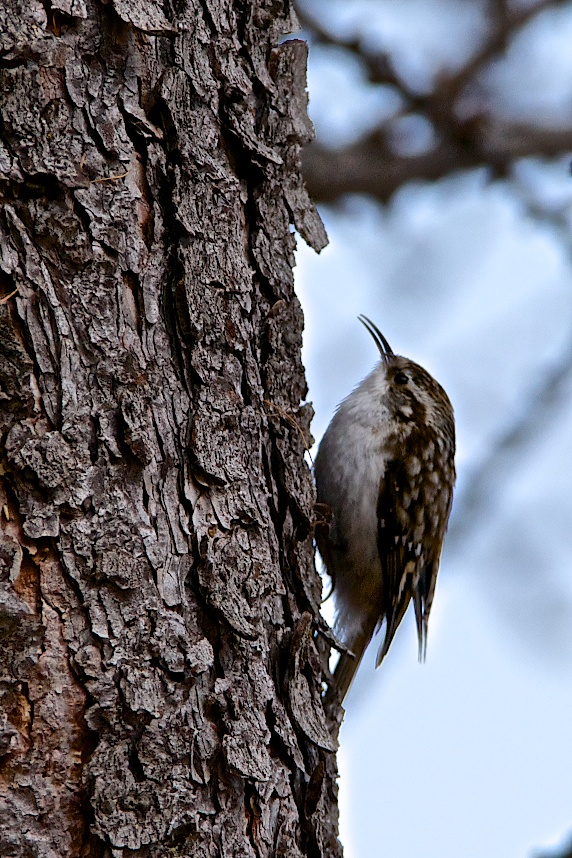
(315, 316, 455, 703)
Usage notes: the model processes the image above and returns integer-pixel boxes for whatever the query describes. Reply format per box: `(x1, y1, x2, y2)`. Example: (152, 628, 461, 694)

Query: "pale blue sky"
(295, 4, 572, 853)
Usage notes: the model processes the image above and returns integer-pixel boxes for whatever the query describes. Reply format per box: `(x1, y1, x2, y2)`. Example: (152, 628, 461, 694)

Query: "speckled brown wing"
(412, 466, 454, 652)
(375, 456, 419, 666)
(376, 428, 455, 666)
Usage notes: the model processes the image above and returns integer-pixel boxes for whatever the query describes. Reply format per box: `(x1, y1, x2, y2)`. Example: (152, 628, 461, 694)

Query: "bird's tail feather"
(325, 617, 377, 704)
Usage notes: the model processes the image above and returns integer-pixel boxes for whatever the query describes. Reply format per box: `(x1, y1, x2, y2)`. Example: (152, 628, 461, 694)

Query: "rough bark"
(0, 2, 339, 857)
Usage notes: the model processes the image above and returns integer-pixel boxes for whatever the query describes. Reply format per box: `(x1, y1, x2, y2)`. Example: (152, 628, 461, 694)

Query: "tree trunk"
(0, 2, 338, 856)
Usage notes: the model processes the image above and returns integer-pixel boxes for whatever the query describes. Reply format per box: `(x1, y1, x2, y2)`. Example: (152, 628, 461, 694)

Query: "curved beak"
(358, 315, 394, 365)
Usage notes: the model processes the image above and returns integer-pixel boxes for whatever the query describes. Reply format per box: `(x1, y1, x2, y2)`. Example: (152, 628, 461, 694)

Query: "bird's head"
(358, 315, 455, 443)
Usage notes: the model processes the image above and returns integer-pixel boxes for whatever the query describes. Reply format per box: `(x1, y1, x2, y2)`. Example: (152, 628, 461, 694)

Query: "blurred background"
(293, 2, 572, 857)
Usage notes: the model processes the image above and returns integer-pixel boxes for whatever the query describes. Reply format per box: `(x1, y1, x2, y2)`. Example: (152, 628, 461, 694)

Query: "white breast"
(315, 366, 392, 635)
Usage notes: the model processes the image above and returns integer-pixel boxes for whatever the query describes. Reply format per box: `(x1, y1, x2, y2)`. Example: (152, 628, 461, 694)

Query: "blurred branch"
(447, 338, 572, 548)
(298, 0, 560, 99)
(443, 0, 561, 102)
(534, 835, 572, 858)
(296, 5, 416, 97)
(298, 0, 572, 203)
(303, 125, 572, 203)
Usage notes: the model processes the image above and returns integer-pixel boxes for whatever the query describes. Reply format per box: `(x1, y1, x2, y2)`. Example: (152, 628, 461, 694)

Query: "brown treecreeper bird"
(315, 316, 456, 703)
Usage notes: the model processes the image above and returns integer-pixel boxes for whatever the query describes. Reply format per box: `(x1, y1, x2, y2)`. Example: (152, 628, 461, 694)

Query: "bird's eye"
(394, 371, 409, 385)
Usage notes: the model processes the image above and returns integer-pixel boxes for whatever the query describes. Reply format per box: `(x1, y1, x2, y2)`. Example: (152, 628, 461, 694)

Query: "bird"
(315, 315, 455, 703)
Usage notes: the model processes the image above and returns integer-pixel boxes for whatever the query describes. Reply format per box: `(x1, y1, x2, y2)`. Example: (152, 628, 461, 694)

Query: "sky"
(295, 3, 572, 855)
